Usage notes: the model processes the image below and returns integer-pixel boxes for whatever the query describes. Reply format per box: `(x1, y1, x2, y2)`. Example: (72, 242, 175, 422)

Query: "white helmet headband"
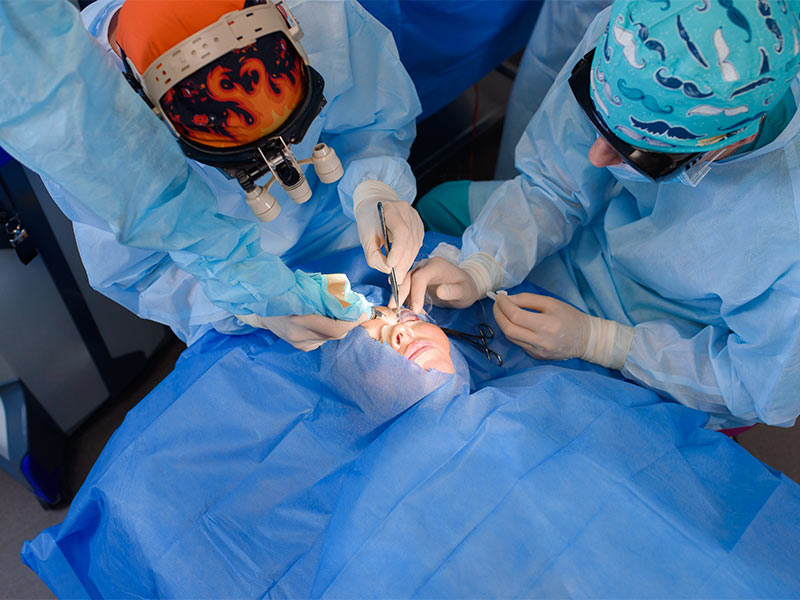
(125, 1, 307, 108)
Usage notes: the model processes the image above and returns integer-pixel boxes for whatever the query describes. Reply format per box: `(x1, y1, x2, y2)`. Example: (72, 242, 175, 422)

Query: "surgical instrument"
(441, 323, 503, 366)
(377, 201, 401, 319)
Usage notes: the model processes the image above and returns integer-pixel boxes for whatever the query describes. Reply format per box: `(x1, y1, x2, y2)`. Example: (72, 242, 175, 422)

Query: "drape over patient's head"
(287, 280, 469, 436)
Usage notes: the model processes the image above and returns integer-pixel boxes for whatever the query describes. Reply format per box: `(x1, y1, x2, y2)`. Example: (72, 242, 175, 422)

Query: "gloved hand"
(236, 312, 369, 351)
(400, 247, 504, 313)
(399, 257, 478, 313)
(492, 292, 634, 369)
(353, 180, 423, 285)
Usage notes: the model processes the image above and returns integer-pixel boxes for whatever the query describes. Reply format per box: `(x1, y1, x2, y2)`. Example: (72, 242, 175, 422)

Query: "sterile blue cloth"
(0, 145, 12, 169)
(0, 0, 420, 344)
(21, 238, 800, 598)
(360, 0, 542, 119)
(459, 8, 800, 429)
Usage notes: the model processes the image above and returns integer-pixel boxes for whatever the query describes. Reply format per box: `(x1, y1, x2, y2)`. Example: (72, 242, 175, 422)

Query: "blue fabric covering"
(21, 236, 800, 598)
(361, 0, 542, 119)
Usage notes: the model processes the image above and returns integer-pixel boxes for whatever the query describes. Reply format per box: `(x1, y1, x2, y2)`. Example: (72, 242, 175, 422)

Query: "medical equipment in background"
(119, 0, 343, 222)
(0, 149, 167, 503)
(0, 371, 67, 508)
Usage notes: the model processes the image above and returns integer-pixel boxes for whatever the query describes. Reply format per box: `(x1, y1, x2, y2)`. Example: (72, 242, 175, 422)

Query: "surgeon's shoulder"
(79, 0, 124, 38)
(287, 0, 399, 56)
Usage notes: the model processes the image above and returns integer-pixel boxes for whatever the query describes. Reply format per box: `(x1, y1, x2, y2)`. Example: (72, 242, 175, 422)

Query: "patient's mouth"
(405, 339, 434, 363)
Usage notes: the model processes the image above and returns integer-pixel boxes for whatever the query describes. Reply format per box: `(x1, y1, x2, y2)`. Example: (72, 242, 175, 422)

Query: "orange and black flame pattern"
(160, 32, 306, 148)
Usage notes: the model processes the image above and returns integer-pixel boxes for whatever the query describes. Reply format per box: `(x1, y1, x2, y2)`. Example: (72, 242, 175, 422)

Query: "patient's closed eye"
(399, 310, 419, 323)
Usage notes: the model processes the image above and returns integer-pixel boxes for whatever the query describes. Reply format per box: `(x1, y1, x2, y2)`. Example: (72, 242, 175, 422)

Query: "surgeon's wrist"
(580, 316, 634, 370)
(459, 252, 503, 300)
(235, 313, 264, 329)
(352, 179, 398, 212)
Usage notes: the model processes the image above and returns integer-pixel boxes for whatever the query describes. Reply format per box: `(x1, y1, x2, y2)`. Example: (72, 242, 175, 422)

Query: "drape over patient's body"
(22, 239, 800, 598)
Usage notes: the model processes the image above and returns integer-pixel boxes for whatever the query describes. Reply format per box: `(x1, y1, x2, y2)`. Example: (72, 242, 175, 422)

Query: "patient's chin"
(418, 354, 455, 374)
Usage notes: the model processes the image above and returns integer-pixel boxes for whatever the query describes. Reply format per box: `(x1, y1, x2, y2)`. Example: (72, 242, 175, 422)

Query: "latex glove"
(398, 257, 475, 313)
(353, 180, 423, 285)
(400, 248, 503, 312)
(236, 312, 369, 351)
(492, 292, 634, 369)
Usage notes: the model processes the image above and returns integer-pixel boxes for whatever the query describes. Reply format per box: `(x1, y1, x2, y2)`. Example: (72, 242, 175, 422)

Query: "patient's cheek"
(360, 319, 384, 340)
(414, 322, 449, 348)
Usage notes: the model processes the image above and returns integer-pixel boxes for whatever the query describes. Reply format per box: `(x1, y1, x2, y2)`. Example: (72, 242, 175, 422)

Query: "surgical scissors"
(441, 323, 503, 366)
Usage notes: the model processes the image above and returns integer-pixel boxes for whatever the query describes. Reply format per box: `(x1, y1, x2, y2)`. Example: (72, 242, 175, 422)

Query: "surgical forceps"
(441, 323, 503, 366)
(377, 201, 401, 319)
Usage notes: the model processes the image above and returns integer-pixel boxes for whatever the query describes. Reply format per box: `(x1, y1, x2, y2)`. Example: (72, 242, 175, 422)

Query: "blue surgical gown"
(495, 0, 611, 179)
(46, 0, 421, 345)
(459, 8, 800, 429)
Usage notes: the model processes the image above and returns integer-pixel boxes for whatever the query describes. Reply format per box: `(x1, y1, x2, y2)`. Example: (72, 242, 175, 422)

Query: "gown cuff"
(580, 316, 634, 370)
(459, 252, 504, 299)
(352, 180, 399, 212)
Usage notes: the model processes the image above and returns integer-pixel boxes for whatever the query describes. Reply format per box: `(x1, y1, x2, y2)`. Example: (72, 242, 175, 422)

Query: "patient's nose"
(389, 323, 414, 351)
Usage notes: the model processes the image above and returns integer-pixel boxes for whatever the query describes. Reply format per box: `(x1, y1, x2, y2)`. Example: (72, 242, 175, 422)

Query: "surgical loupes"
(376, 201, 401, 319)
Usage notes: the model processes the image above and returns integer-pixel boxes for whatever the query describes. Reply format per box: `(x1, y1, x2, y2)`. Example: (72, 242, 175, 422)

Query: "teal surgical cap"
(591, 0, 800, 152)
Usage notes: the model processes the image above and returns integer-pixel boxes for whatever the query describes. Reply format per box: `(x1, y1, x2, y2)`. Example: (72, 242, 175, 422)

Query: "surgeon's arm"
(622, 292, 800, 428)
(305, 1, 423, 281)
(464, 56, 618, 289)
(68, 218, 241, 345)
(433, 9, 611, 293)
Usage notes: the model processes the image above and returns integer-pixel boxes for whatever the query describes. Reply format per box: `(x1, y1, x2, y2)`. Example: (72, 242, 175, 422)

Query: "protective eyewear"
(569, 48, 717, 185)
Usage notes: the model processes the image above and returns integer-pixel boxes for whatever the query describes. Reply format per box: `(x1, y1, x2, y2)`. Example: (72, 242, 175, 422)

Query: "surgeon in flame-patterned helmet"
(54, 0, 425, 350)
(115, 0, 315, 157)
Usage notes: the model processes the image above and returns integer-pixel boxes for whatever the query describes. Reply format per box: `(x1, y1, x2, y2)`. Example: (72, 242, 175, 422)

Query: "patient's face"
(361, 308, 454, 374)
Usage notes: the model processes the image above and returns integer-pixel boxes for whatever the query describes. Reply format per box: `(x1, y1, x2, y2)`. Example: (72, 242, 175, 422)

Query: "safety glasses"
(569, 48, 707, 184)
